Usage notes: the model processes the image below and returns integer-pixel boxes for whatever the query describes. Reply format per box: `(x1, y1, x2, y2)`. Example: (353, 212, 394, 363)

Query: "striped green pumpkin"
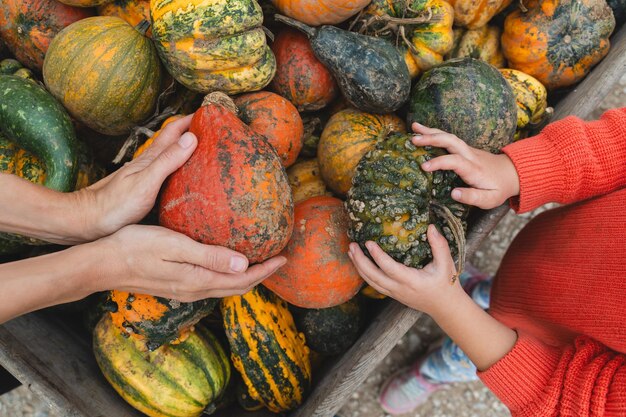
(93, 314, 230, 417)
(43, 16, 161, 136)
(221, 286, 311, 413)
(150, 0, 275, 94)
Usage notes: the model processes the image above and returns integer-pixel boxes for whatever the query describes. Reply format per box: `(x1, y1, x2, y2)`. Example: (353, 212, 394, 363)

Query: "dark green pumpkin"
(408, 58, 517, 154)
(294, 298, 362, 356)
(93, 314, 231, 417)
(346, 133, 468, 269)
(275, 14, 410, 114)
(109, 290, 219, 350)
(607, 0, 626, 24)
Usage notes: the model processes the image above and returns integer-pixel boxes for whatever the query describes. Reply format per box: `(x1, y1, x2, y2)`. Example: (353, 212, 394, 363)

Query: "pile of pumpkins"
(0, 0, 623, 415)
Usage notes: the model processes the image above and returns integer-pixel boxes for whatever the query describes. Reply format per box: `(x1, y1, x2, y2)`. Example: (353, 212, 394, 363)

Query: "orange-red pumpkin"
(0, 0, 94, 71)
(159, 93, 293, 264)
(270, 29, 338, 111)
(234, 91, 304, 168)
(263, 196, 364, 309)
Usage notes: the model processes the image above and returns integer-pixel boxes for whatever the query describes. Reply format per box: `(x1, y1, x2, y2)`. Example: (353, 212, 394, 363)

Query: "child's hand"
(73, 115, 196, 241)
(411, 122, 520, 210)
(347, 224, 467, 318)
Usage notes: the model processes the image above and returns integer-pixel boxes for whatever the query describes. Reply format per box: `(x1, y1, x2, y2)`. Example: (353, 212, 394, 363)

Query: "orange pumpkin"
(270, 28, 338, 111)
(287, 159, 330, 204)
(58, 0, 113, 7)
(271, 0, 370, 25)
(318, 109, 405, 196)
(159, 93, 293, 264)
(263, 196, 364, 309)
(0, 0, 94, 71)
(501, 0, 615, 90)
(447, 0, 512, 29)
(97, 0, 150, 36)
(234, 91, 304, 168)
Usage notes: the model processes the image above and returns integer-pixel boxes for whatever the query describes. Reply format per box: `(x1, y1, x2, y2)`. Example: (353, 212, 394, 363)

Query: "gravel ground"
(1, 77, 625, 417)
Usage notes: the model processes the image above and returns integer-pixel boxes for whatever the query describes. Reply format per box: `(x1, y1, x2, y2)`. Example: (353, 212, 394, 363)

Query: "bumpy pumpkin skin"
(346, 134, 468, 268)
(97, 0, 150, 36)
(43, 17, 162, 136)
(318, 109, 405, 196)
(447, 0, 512, 29)
(607, 0, 626, 24)
(270, 29, 338, 111)
(287, 159, 330, 204)
(0, 0, 93, 71)
(408, 58, 517, 154)
(271, 0, 369, 25)
(93, 314, 230, 417)
(109, 291, 219, 350)
(159, 94, 294, 264)
(58, 0, 112, 7)
(263, 196, 364, 309)
(501, 0, 615, 90)
(151, 0, 275, 95)
(222, 286, 311, 413)
(446, 25, 505, 68)
(234, 91, 304, 168)
(360, 0, 455, 78)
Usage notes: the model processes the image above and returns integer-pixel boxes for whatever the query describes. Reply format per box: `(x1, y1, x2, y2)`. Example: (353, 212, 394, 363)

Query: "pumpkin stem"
(274, 14, 316, 38)
(262, 26, 275, 42)
(430, 201, 466, 281)
(518, 0, 529, 12)
(202, 92, 238, 114)
(134, 19, 151, 36)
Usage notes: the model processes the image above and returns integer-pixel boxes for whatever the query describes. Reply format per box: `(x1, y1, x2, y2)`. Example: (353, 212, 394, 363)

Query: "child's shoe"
(378, 365, 444, 415)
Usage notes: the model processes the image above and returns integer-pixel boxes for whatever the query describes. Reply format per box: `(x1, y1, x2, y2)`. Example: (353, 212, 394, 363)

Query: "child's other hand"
(411, 122, 520, 210)
(347, 224, 466, 318)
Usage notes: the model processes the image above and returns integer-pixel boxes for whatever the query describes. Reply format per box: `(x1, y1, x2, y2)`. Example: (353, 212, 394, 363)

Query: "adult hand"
(73, 115, 196, 241)
(411, 123, 520, 210)
(347, 224, 466, 318)
(93, 224, 286, 301)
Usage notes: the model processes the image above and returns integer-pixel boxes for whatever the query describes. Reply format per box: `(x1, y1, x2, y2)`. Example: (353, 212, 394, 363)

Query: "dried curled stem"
(202, 91, 238, 114)
(430, 201, 466, 283)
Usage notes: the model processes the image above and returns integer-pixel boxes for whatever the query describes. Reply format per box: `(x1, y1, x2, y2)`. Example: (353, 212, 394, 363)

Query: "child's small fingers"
(427, 225, 454, 271)
(411, 122, 443, 135)
(348, 244, 399, 291)
(451, 188, 500, 209)
(421, 154, 474, 179)
(412, 133, 469, 156)
(364, 241, 410, 281)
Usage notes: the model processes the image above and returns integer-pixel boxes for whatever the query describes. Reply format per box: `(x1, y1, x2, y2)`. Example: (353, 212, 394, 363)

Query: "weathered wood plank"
(293, 22, 626, 417)
(0, 313, 143, 417)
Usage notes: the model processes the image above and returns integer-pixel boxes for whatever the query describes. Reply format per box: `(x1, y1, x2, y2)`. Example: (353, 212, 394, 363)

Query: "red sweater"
(477, 107, 626, 417)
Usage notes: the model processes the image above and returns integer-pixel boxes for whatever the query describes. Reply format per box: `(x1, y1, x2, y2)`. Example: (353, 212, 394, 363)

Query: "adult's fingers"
(143, 131, 198, 185)
(426, 225, 455, 272)
(142, 115, 193, 156)
(174, 238, 250, 274)
(451, 187, 503, 209)
(364, 241, 411, 281)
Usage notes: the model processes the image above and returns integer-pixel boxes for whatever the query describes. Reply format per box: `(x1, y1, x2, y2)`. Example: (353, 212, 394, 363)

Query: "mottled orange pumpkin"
(0, 0, 94, 71)
(263, 196, 364, 309)
(501, 0, 615, 90)
(97, 0, 150, 36)
(447, 0, 512, 29)
(159, 93, 293, 264)
(270, 28, 338, 111)
(234, 91, 304, 168)
(318, 109, 405, 196)
(271, 0, 370, 25)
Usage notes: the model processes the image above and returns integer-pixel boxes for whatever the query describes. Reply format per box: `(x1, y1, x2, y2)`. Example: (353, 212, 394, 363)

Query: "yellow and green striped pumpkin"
(499, 68, 549, 139)
(222, 286, 311, 413)
(43, 16, 162, 136)
(151, 0, 275, 95)
(93, 314, 230, 417)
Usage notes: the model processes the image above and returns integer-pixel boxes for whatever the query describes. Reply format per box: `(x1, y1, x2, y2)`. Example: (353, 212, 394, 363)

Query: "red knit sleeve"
(478, 332, 626, 417)
(501, 107, 626, 213)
